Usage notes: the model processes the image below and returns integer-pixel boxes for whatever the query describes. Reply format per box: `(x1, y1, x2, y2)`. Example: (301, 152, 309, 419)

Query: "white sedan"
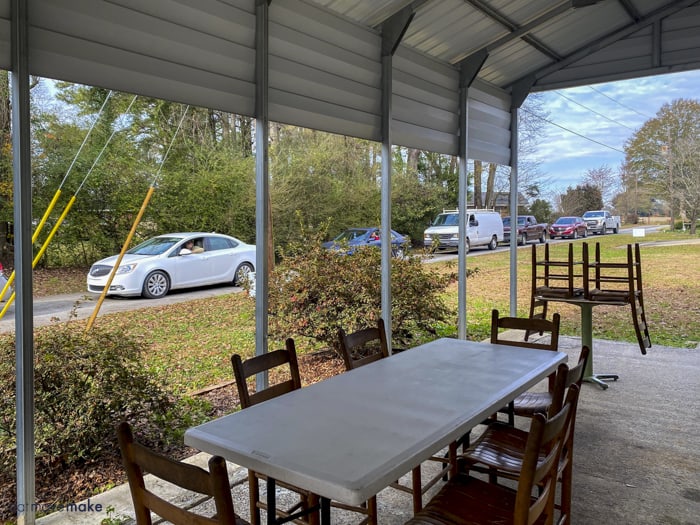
(87, 232, 255, 299)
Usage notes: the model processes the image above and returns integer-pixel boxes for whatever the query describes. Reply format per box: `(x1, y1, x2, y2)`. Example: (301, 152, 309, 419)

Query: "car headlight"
(116, 263, 137, 275)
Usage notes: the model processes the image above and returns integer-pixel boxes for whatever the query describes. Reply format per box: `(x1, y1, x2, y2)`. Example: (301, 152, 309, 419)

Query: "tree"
(582, 165, 619, 208)
(624, 98, 700, 227)
(673, 135, 700, 234)
(529, 198, 553, 224)
(558, 184, 602, 216)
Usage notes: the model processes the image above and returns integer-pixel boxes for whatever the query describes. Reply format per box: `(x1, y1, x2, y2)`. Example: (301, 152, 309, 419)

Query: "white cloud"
(525, 70, 700, 195)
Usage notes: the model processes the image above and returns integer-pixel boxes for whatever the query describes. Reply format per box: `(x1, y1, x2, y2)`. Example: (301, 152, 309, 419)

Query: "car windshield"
(432, 213, 458, 226)
(127, 236, 181, 255)
(334, 229, 368, 242)
(583, 211, 603, 218)
(517, 217, 527, 225)
(502, 217, 510, 226)
(555, 217, 576, 225)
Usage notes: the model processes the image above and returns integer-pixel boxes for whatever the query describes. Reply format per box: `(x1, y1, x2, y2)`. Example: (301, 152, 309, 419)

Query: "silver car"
(87, 232, 255, 299)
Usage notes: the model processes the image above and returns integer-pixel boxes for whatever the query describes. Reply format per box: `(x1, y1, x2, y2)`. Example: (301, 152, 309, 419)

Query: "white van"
(423, 209, 503, 253)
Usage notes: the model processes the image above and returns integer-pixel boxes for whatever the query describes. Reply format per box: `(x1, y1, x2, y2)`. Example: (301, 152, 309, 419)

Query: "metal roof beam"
(463, 0, 562, 61)
(456, 2, 572, 64)
(519, 0, 700, 89)
(616, 0, 643, 21)
(378, 1, 426, 55)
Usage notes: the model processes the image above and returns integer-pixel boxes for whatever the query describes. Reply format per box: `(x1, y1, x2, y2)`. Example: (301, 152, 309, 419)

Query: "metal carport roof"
(4, 1, 700, 521)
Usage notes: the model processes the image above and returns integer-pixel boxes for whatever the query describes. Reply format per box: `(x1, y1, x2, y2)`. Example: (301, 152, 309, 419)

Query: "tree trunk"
(407, 148, 420, 174)
(485, 163, 497, 208)
(474, 161, 483, 208)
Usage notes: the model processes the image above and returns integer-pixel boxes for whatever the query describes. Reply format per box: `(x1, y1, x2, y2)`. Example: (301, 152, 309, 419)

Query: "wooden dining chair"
(337, 318, 390, 370)
(491, 309, 561, 424)
(117, 421, 248, 525)
(458, 346, 589, 525)
(338, 320, 452, 514)
(404, 398, 571, 525)
(528, 243, 584, 340)
(231, 339, 313, 525)
(584, 242, 651, 355)
(233, 340, 376, 525)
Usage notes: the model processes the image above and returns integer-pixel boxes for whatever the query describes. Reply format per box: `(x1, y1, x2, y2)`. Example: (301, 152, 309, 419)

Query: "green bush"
(268, 231, 455, 354)
(0, 323, 206, 474)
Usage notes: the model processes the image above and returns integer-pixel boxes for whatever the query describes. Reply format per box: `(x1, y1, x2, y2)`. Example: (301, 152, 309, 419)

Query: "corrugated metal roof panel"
(3, 0, 700, 159)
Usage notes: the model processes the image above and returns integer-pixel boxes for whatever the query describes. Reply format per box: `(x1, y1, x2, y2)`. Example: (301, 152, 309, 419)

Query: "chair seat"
(461, 422, 529, 476)
(587, 288, 631, 302)
(513, 390, 553, 417)
(405, 473, 547, 525)
(535, 285, 584, 299)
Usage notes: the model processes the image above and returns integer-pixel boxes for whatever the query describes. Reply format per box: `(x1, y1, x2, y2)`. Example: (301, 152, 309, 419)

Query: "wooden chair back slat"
(338, 319, 389, 371)
(231, 339, 302, 409)
(118, 422, 241, 525)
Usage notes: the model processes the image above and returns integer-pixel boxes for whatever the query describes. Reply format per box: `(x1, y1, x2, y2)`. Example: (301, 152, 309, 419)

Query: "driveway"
(0, 284, 243, 333)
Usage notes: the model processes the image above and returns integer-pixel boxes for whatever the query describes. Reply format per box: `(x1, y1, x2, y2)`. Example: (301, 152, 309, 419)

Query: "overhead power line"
(521, 108, 625, 154)
(554, 91, 636, 131)
(588, 86, 655, 120)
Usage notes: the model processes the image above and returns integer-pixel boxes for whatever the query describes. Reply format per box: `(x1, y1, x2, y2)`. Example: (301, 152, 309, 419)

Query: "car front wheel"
(583, 228, 588, 238)
(539, 231, 546, 243)
(234, 262, 254, 286)
(487, 236, 497, 250)
(573, 230, 578, 240)
(142, 270, 170, 299)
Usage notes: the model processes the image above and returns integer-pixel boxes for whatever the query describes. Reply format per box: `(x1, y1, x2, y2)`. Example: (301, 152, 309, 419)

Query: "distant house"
(466, 192, 528, 215)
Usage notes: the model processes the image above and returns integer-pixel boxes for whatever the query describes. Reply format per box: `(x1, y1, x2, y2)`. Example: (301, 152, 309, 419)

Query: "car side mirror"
(470, 220, 479, 227)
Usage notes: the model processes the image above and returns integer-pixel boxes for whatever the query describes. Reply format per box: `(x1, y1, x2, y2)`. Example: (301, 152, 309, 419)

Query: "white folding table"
(185, 338, 567, 524)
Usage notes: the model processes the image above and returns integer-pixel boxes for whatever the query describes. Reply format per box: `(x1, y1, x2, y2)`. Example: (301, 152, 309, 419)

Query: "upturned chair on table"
(338, 319, 454, 514)
(584, 242, 651, 355)
(117, 421, 249, 525)
(527, 243, 584, 341)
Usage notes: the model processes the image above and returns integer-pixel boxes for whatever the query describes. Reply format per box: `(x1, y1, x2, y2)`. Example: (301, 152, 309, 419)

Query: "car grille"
(88, 285, 105, 292)
(437, 234, 453, 241)
(89, 264, 113, 277)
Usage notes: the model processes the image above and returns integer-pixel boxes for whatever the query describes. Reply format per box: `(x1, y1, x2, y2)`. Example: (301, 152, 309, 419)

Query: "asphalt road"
(0, 283, 244, 333)
(0, 225, 665, 333)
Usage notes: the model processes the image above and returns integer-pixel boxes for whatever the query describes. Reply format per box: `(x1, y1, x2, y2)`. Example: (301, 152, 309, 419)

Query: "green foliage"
(268, 226, 454, 354)
(558, 184, 603, 216)
(0, 323, 207, 475)
(529, 198, 553, 224)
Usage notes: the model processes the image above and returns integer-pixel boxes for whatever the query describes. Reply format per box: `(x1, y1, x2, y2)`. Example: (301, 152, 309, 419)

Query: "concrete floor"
(37, 335, 700, 525)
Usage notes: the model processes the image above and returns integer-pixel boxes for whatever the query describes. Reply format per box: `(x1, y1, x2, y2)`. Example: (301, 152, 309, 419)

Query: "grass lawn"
(42, 229, 695, 394)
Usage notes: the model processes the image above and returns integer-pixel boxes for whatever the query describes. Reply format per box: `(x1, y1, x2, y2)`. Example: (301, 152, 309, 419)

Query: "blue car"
(323, 227, 408, 257)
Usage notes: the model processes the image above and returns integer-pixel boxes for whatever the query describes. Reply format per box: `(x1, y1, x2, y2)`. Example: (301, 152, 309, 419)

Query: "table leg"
(579, 303, 618, 389)
(320, 497, 331, 525)
(267, 478, 276, 525)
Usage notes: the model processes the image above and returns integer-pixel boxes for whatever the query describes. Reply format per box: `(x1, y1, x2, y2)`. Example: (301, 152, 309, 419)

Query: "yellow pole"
(0, 195, 77, 320)
(0, 190, 62, 300)
(85, 185, 156, 331)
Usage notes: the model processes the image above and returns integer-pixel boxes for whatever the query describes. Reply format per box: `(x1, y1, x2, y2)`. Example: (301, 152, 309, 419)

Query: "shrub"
(268, 230, 455, 354)
(0, 323, 205, 475)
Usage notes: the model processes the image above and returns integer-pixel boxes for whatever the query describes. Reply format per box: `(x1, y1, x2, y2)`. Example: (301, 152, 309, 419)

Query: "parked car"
(423, 209, 503, 253)
(87, 232, 256, 299)
(582, 210, 621, 234)
(322, 227, 408, 257)
(501, 215, 547, 245)
(548, 217, 588, 240)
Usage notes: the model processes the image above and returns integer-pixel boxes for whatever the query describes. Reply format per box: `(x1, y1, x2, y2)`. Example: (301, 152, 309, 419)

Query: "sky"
(526, 68, 700, 195)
